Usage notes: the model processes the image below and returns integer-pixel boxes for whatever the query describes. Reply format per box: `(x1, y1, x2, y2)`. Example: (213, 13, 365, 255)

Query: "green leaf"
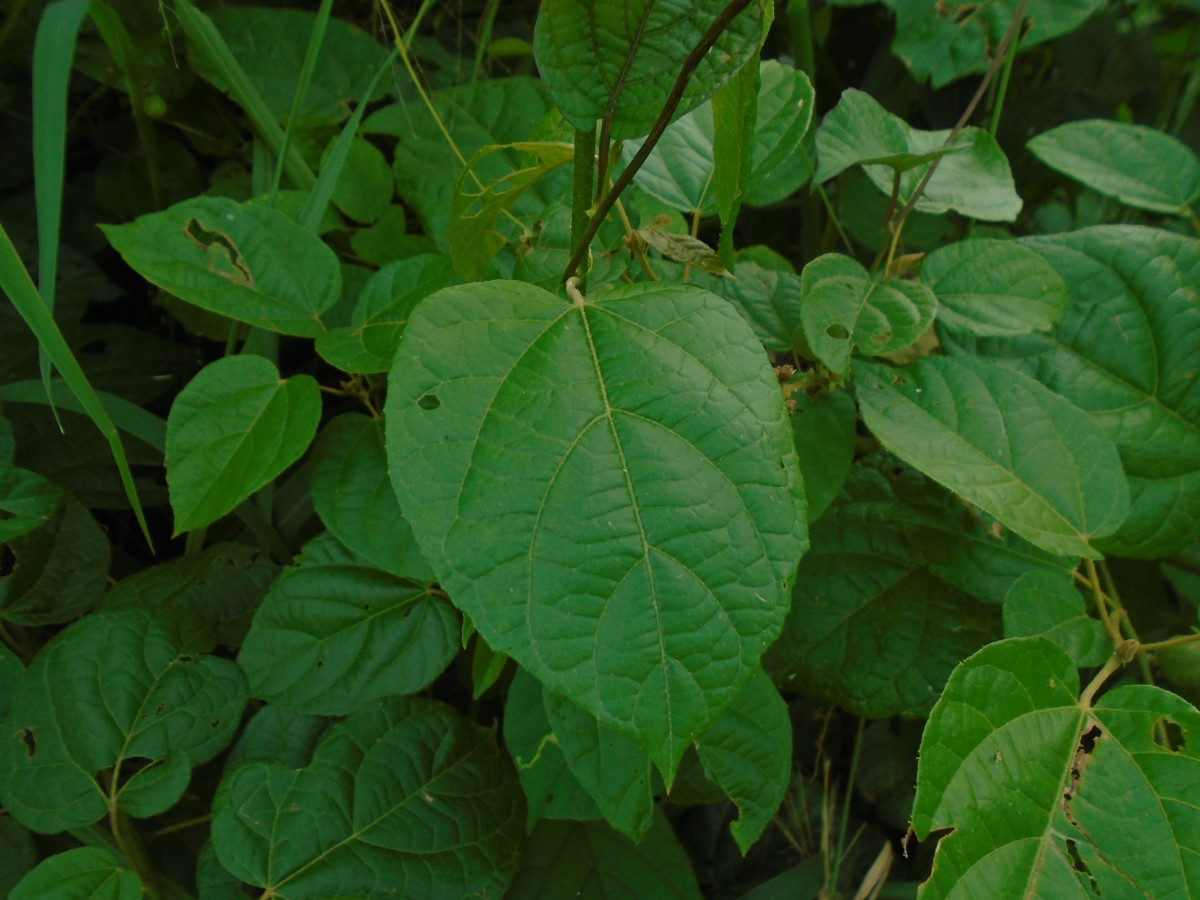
(693, 253, 802, 352)
(319, 136, 394, 224)
(0, 819, 34, 895)
(315, 254, 461, 375)
(350, 204, 412, 266)
(765, 471, 998, 717)
(1028, 120, 1200, 216)
(503, 668, 602, 829)
(0, 610, 247, 833)
(693, 669, 791, 853)
(450, 141, 574, 280)
(166, 354, 320, 534)
(225, 704, 328, 771)
(912, 637, 1200, 898)
(0, 644, 21, 721)
(368, 77, 559, 249)
(790, 389, 857, 523)
(921, 238, 1068, 337)
(713, 56, 758, 266)
(892, 0, 1104, 87)
(1, 498, 110, 626)
(102, 196, 342, 337)
(950, 226, 1200, 557)
(1003, 571, 1110, 668)
(237, 561, 459, 715)
(309, 414, 436, 582)
(103, 542, 277, 651)
(0, 417, 65, 542)
(815, 89, 1022, 221)
(188, 6, 389, 126)
(386, 281, 806, 780)
(10, 847, 140, 900)
(800, 253, 938, 376)
(506, 813, 702, 899)
(543, 688, 657, 841)
(532, 0, 771, 140)
(211, 697, 524, 898)
(856, 357, 1130, 558)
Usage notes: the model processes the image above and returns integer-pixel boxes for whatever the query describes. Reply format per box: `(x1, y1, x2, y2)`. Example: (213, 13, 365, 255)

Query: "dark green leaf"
(10, 847, 140, 900)
(225, 705, 328, 771)
(0, 816, 36, 897)
(102, 197, 342, 337)
(790, 388, 856, 523)
(0, 610, 246, 832)
(211, 697, 524, 898)
(856, 357, 1130, 558)
(693, 251, 803, 352)
(0, 416, 65, 542)
(386, 281, 806, 780)
(309, 414, 436, 582)
(166, 354, 320, 534)
(320, 136, 394, 224)
(713, 57, 758, 266)
(1003, 571, 1110, 668)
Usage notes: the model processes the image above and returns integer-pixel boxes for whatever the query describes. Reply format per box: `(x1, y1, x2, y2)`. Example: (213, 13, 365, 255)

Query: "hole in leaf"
(825, 324, 850, 340)
(1065, 839, 1101, 895)
(418, 395, 441, 410)
(316, 659, 324, 667)
(210, 720, 221, 729)
(1153, 717, 1187, 752)
(18, 728, 36, 758)
(184, 219, 254, 286)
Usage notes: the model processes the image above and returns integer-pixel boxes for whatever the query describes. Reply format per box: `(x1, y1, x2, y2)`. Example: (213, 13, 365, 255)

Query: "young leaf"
(386, 281, 807, 780)
(815, 89, 1021, 221)
(166, 354, 320, 534)
(856, 357, 1130, 558)
(1028, 120, 1200, 216)
(0, 610, 247, 833)
(800, 253, 938, 376)
(102, 196, 342, 337)
(532, 0, 770, 140)
(9, 847, 140, 900)
(506, 812, 702, 899)
(237, 562, 458, 715)
(1003, 571, 1110, 668)
(309, 414, 436, 582)
(315, 254, 461, 375)
(912, 637, 1200, 898)
(921, 238, 1068, 337)
(211, 697, 525, 898)
(712, 56, 758, 266)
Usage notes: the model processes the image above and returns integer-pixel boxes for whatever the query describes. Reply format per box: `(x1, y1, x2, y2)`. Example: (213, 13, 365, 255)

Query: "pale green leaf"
(856, 357, 1130, 558)
(0, 610, 247, 833)
(507, 813, 702, 899)
(800, 253, 938, 376)
(893, 0, 1104, 87)
(1003, 571, 1110, 668)
(386, 281, 806, 780)
(532, 0, 770, 139)
(10, 847, 140, 900)
(912, 637, 1200, 898)
(315, 254, 461, 375)
(816, 89, 1022, 220)
(309, 414, 436, 582)
(1028, 120, 1200, 216)
(102, 196, 342, 337)
(166, 354, 320, 534)
(922, 238, 1068, 336)
(237, 562, 458, 715)
(211, 697, 524, 898)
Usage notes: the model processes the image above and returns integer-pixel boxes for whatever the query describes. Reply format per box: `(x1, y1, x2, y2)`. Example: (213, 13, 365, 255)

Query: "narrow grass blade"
(0, 379, 167, 451)
(174, 0, 316, 189)
(271, 0, 335, 198)
(0, 223, 153, 546)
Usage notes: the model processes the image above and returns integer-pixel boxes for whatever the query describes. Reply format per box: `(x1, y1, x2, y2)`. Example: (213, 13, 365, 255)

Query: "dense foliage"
(1, 0, 1199, 896)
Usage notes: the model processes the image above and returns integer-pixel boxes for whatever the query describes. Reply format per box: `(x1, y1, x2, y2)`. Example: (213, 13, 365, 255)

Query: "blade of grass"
(174, 0, 316, 189)
(0, 379, 167, 451)
(298, 46, 400, 232)
(32, 0, 90, 419)
(0, 222, 153, 547)
(270, 0, 335, 199)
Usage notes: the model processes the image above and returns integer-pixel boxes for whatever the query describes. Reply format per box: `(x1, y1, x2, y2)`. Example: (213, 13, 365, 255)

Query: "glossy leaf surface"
(387, 280, 806, 778)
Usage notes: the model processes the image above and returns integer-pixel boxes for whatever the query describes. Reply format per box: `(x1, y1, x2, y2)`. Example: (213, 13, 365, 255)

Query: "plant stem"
(569, 126, 597, 287)
(787, 0, 816, 80)
(472, 0, 502, 81)
(1139, 632, 1200, 653)
(827, 715, 865, 898)
(1079, 653, 1124, 708)
(562, 0, 755, 282)
(987, 19, 1021, 139)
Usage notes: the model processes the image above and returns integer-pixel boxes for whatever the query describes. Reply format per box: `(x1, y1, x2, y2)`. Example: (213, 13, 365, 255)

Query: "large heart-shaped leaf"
(800, 253, 937, 376)
(211, 697, 524, 898)
(1028, 119, 1200, 216)
(166, 354, 320, 533)
(0, 610, 246, 833)
(856, 357, 1130, 558)
(533, 0, 771, 140)
(102, 197, 342, 337)
(913, 638, 1200, 898)
(386, 281, 806, 779)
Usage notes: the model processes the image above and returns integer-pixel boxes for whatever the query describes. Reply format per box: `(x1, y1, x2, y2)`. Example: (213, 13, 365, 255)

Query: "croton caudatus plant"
(0, 0, 1198, 895)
